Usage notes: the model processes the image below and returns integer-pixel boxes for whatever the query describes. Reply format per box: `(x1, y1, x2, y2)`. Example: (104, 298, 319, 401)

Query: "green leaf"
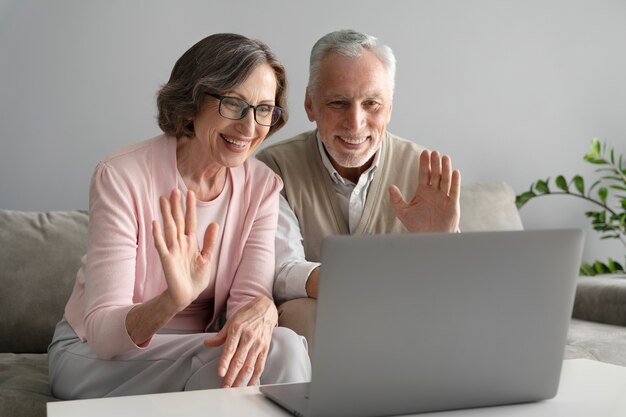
(535, 179, 550, 194)
(610, 185, 626, 191)
(572, 175, 585, 195)
(594, 261, 609, 274)
(608, 258, 617, 272)
(610, 147, 615, 164)
(584, 138, 602, 160)
(515, 191, 536, 209)
(580, 262, 596, 276)
(598, 187, 608, 204)
(555, 175, 569, 192)
(584, 157, 605, 165)
(592, 137, 601, 152)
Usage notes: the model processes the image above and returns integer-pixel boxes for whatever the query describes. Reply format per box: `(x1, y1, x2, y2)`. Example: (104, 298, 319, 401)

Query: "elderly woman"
(48, 33, 311, 399)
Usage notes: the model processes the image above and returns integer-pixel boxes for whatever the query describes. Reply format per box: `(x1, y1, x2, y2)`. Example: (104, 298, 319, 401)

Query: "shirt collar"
(315, 131, 383, 185)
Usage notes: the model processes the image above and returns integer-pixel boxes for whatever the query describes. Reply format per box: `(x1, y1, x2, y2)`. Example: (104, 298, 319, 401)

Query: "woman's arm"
(84, 159, 217, 356)
(126, 189, 218, 346)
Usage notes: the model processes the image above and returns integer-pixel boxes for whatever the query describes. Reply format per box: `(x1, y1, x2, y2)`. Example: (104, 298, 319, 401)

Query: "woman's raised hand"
(152, 189, 218, 313)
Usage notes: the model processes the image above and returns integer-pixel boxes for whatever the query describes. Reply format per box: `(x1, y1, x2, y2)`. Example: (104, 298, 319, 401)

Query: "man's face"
(305, 50, 393, 177)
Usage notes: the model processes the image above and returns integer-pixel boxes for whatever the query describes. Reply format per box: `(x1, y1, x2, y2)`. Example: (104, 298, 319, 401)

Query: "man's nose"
(344, 106, 366, 131)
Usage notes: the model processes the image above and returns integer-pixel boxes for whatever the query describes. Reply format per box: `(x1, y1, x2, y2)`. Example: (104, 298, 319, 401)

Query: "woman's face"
(192, 64, 277, 168)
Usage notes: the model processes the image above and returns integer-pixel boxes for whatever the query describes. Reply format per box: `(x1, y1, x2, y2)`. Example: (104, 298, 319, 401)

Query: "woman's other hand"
(203, 296, 278, 387)
(153, 189, 218, 312)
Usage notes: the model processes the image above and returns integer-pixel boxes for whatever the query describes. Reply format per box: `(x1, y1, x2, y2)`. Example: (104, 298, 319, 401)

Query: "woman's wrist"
(159, 289, 192, 315)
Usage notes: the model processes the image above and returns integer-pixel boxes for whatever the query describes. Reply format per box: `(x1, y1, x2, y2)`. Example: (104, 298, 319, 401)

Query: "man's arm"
(274, 194, 321, 301)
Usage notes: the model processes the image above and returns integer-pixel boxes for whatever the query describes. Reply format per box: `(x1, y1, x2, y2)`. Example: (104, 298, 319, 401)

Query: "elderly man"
(257, 29, 460, 348)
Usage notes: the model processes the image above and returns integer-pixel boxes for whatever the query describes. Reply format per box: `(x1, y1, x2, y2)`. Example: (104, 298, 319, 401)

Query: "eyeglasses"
(207, 93, 283, 127)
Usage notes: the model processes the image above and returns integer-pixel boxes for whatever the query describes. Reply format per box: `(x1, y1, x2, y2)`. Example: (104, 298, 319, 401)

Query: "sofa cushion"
(460, 182, 524, 231)
(0, 353, 57, 417)
(0, 210, 88, 353)
(573, 276, 626, 326)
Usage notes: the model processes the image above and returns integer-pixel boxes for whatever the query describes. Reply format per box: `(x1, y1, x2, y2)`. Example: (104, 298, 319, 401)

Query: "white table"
(47, 359, 626, 417)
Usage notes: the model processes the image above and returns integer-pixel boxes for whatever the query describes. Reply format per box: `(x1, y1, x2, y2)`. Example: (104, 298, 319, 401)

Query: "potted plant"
(516, 138, 626, 276)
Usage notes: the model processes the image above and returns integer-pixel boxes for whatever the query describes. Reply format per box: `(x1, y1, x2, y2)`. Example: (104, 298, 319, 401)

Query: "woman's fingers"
(169, 189, 185, 240)
(218, 328, 248, 387)
(217, 326, 241, 379)
(228, 337, 258, 387)
(158, 189, 201, 251)
(205, 297, 276, 387)
(222, 327, 271, 387)
(185, 190, 197, 237)
(152, 220, 168, 256)
(201, 223, 219, 260)
(159, 196, 177, 249)
(248, 345, 269, 386)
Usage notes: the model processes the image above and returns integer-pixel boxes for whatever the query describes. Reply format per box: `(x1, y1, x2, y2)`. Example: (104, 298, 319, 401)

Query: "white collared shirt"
(273, 134, 382, 301)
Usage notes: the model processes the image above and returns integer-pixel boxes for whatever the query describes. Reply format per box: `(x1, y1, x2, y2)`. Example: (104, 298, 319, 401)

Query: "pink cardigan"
(64, 135, 282, 359)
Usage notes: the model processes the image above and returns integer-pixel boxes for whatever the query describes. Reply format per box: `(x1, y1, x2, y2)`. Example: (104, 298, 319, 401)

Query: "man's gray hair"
(308, 29, 396, 96)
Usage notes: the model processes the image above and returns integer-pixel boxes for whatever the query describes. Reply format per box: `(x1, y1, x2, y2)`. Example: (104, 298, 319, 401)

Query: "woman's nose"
(236, 109, 257, 137)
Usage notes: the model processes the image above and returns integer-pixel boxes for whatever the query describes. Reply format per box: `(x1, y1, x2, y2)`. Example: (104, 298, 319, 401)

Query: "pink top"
(64, 135, 282, 359)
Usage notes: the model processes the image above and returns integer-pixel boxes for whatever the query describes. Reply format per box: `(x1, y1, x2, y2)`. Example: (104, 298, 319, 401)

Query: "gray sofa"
(1, 182, 626, 417)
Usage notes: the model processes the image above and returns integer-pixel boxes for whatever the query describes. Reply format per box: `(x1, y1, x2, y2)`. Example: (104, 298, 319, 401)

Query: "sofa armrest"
(572, 276, 626, 326)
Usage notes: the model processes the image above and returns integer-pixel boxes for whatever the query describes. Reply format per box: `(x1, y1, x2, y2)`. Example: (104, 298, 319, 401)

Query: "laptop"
(261, 229, 584, 417)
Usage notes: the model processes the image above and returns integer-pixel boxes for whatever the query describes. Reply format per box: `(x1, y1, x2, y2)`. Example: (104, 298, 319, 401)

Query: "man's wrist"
(305, 267, 320, 299)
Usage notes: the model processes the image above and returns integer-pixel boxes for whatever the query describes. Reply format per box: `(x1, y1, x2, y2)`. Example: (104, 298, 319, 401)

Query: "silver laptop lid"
(308, 229, 584, 417)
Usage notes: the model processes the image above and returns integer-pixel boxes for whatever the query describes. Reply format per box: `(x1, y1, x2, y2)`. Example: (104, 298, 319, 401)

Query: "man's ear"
(304, 88, 316, 122)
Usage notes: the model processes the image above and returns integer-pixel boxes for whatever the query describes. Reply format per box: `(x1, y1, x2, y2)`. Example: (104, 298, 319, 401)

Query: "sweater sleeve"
(226, 173, 283, 318)
(83, 162, 144, 359)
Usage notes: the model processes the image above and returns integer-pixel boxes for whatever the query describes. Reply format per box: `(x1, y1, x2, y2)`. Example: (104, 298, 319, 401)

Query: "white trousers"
(48, 318, 311, 400)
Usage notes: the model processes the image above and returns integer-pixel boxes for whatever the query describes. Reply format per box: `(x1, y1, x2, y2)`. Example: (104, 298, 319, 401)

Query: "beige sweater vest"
(257, 130, 424, 262)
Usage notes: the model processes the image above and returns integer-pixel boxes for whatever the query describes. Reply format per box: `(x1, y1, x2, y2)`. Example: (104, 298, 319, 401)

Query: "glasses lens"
(270, 107, 282, 126)
(220, 97, 247, 119)
(254, 105, 278, 126)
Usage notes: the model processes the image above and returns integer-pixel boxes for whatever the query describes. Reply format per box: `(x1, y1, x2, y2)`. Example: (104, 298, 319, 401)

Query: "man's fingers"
(418, 149, 431, 187)
(449, 169, 462, 202)
(388, 185, 407, 208)
(430, 150, 442, 187)
(440, 155, 452, 194)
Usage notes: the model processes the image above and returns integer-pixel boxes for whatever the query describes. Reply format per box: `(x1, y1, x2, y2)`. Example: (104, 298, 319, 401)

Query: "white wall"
(1, 0, 625, 264)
